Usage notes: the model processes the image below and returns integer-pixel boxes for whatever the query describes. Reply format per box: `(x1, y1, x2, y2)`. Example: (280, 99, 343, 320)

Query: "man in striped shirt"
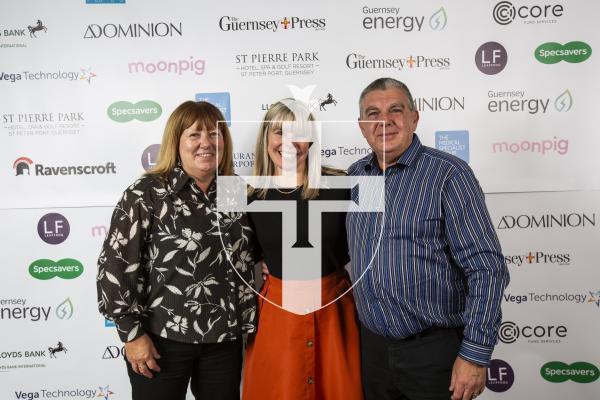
(346, 78, 509, 400)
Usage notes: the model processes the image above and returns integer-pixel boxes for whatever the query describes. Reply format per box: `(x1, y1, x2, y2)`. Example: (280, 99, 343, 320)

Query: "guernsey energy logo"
(541, 361, 599, 383)
(28, 259, 84, 280)
(535, 41, 592, 64)
(107, 100, 162, 122)
(12, 157, 117, 176)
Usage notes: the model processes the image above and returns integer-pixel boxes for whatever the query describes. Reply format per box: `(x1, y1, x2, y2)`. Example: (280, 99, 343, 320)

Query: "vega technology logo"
(361, 6, 447, 31)
(588, 290, 600, 307)
(13, 157, 117, 176)
(535, 41, 592, 64)
(28, 259, 84, 280)
(541, 362, 599, 383)
(107, 100, 162, 123)
(14, 385, 115, 400)
(0, 68, 96, 83)
(493, 1, 564, 25)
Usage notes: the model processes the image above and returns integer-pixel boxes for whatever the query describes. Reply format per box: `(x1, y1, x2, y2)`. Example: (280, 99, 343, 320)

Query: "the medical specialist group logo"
(486, 359, 515, 392)
(0, 19, 48, 49)
(493, 1, 564, 25)
(84, 22, 182, 38)
(235, 51, 320, 78)
(128, 56, 205, 76)
(12, 157, 117, 176)
(107, 100, 162, 123)
(535, 41, 592, 64)
(498, 321, 567, 344)
(28, 259, 84, 280)
(503, 291, 589, 305)
(541, 361, 599, 383)
(4, 111, 86, 138)
(475, 42, 507, 75)
(218, 16, 326, 32)
(504, 251, 571, 267)
(0, 67, 96, 83)
(37, 213, 70, 244)
(361, 6, 447, 31)
(14, 385, 114, 399)
(345, 53, 450, 71)
(435, 131, 469, 163)
(195, 93, 231, 126)
(496, 213, 596, 229)
(487, 89, 573, 113)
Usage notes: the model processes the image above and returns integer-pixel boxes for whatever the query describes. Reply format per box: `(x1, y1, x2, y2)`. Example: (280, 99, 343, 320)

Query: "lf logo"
(217, 88, 384, 314)
(141, 144, 160, 171)
(37, 213, 70, 244)
(486, 359, 515, 392)
(475, 42, 508, 75)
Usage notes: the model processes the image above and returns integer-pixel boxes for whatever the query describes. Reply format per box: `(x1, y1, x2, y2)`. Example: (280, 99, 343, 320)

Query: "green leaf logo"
(28, 259, 84, 280)
(554, 89, 573, 112)
(535, 41, 592, 64)
(541, 361, 599, 383)
(107, 100, 162, 122)
(429, 7, 447, 31)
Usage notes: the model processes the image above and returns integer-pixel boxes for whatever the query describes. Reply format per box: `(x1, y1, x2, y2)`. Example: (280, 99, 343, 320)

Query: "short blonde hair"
(149, 101, 233, 179)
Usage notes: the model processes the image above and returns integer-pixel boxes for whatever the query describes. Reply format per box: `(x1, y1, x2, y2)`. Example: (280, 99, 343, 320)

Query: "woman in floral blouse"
(97, 101, 256, 400)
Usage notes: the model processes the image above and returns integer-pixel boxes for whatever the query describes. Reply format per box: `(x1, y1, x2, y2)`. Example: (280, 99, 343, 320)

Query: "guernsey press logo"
(218, 16, 326, 32)
(12, 157, 117, 176)
(498, 321, 567, 344)
(84, 22, 182, 38)
(487, 89, 573, 113)
(541, 362, 599, 383)
(496, 213, 596, 229)
(504, 251, 570, 267)
(346, 53, 450, 71)
(28, 259, 84, 280)
(475, 42, 507, 75)
(0, 67, 96, 83)
(107, 100, 162, 123)
(37, 213, 70, 244)
(493, 2, 564, 25)
(361, 6, 447, 32)
(535, 41, 592, 64)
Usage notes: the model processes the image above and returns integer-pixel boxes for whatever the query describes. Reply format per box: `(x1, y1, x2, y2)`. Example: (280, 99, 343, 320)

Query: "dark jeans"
(126, 333, 242, 400)
(360, 324, 462, 400)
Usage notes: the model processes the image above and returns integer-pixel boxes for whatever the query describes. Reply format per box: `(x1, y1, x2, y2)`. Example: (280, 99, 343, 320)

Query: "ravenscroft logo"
(435, 131, 469, 163)
(486, 359, 515, 392)
(475, 42, 507, 75)
(346, 53, 450, 70)
(28, 259, 84, 280)
(504, 251, 570, 267)
(496, 213, 595, 229)
(84, 22, 182, 38)
(535, 41, 591, 64)
(195, 93, 231, 126)
(498, 321, 567, 344)
(12, 157, 117, 176)
(361, 6, 447, 31)
(55, 298, 73, 320)
(128, 56, 205, 76)
(541, 362, 599, 383)
(493, 1, 564, 25)
(219, 16, 326, 32)
(141, 144, 160, 171)
(107, 100, 162, 123)
(503, 292, 588, 305)
(492, 137, 569, 156)
(37, 213, 70, 245)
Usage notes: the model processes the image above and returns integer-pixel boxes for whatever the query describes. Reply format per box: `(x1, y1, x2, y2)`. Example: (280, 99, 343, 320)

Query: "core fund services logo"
(13, 157, 117, 176)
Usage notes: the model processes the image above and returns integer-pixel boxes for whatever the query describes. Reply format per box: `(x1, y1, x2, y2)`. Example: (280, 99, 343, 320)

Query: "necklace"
(274, 185, 300, 195)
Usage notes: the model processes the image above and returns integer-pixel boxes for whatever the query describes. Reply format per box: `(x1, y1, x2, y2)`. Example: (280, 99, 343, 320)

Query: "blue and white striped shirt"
(346, 134, 509, 366)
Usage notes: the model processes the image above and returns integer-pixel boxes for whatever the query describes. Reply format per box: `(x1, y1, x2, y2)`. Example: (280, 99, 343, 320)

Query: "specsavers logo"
(28, 259, 84, 280)
(107, 100, 162, 122)
(541, 361, 599, 383)
(535, 41, 591, 64)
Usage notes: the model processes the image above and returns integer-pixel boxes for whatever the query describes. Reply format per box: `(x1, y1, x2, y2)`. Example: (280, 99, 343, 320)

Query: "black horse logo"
(319, 93, 337, 111)
(48, 341, 67, 358)
(28, 19, 47, 38)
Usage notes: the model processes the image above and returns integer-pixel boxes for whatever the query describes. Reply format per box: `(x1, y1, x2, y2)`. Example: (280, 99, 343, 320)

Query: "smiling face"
(266, 124, 310, 176)
(178, 120, 224, 183)
(358, 87, 419, 168)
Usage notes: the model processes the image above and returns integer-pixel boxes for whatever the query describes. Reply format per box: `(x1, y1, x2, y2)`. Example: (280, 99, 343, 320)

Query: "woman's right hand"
(124, 333, 161, 378)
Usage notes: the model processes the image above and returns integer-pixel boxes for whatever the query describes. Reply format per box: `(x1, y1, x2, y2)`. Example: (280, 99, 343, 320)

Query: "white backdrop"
(1, 0, 599, 399)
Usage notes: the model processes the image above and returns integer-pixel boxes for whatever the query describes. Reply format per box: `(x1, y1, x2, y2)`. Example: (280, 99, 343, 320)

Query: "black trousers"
(126, 333, 242, 400)
(360, 324, 462, 400)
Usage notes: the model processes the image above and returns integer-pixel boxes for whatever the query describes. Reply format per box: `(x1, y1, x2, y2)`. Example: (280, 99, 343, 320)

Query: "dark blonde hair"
(149, 101, 233, 178)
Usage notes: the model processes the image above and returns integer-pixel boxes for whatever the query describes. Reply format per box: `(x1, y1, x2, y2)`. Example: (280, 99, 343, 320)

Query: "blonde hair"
(250, 99, 344, 200)
(148, 101, 233, 179)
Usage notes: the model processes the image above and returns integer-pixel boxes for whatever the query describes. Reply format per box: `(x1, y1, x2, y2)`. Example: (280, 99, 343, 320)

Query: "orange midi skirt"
(242, 269, 363, 400)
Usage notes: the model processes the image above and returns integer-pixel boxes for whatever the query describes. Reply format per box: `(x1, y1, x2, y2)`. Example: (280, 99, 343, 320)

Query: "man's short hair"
(359, 78, 416, 115)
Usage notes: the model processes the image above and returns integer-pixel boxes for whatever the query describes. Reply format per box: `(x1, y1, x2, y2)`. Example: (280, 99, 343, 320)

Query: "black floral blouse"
(97, 167, 256, 344)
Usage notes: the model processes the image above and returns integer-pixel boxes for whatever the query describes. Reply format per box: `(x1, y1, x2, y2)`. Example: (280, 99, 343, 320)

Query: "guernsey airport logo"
(12, 157, 117, 176)
(107, 100, 162, 123)
(28, 259, 84, 280)
(493, 1, 564, 25)
(535, 41, 592, 64)
(219, 16, 326, 32)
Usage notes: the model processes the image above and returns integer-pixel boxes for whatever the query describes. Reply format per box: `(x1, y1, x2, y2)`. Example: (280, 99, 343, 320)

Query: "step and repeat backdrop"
(1, 0, 599, 399)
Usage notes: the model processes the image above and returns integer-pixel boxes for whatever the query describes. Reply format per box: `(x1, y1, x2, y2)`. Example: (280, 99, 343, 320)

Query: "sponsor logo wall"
(0, 1, 598, 399)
